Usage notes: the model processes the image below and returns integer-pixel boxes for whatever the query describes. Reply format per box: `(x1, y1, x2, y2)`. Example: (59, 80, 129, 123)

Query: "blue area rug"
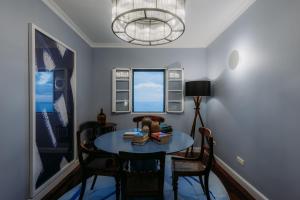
(59, 156, 229, 200)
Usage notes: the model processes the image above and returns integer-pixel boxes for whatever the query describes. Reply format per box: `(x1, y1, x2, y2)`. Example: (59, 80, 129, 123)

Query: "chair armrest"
(82, 146, 117, 159)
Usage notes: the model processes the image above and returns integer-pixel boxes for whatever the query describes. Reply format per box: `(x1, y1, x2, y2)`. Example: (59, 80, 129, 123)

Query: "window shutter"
(112, 68, 132, 113)
(166, 68, 184, 113)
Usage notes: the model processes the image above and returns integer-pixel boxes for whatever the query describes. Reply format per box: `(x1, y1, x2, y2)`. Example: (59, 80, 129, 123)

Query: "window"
(133, 69, 165, 113)
(112, 68, 184, 113)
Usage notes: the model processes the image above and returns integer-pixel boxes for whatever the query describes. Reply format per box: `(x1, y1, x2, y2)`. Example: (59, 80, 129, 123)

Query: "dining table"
(94, 128, 194, 154)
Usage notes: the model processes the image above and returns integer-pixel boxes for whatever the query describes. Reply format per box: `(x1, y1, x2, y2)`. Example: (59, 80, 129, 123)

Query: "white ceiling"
(43, 0, 256, 48)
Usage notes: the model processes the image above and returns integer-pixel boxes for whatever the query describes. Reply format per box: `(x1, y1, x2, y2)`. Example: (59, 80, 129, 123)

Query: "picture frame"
(29, 23, 77, 198)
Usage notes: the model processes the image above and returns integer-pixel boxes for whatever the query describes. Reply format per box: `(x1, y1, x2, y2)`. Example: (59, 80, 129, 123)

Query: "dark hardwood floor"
(212, 162, 255, 200)
(43, 156, 255, 200)
(42, 165, 82, 200)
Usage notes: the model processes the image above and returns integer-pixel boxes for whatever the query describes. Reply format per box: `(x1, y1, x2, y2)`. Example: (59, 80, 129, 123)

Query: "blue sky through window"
(133, 70, 165, 112)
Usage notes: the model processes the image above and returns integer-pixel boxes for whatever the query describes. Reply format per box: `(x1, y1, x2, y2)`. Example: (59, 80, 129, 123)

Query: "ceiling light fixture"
(112, 0, 186, 46)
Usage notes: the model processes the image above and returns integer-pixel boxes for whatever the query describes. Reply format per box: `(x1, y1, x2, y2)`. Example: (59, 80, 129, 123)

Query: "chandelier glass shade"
(112, 0, 186, 46)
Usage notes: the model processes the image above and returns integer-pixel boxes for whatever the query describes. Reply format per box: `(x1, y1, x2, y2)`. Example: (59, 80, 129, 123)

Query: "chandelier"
(112, 0, 186, 46)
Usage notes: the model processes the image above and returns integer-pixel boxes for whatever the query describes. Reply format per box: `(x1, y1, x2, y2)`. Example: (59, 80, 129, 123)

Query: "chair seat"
(172, 159, 206, 175)
(77, 121, 121, 200)
(172, 128, 214, 200)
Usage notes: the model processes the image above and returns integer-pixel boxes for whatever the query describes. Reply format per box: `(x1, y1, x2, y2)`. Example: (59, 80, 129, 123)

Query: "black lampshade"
(185, 81, 211, 96)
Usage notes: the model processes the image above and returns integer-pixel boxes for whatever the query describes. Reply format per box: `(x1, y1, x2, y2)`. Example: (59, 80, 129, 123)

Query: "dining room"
(1, 0, 300, 200)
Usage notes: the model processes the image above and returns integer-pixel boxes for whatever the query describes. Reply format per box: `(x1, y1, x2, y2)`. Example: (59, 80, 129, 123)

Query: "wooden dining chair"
(119, 151, 166, 200)
(132, 115, 165, 129)
(172, 127, 214, 200)
(77, 121, 120, 200)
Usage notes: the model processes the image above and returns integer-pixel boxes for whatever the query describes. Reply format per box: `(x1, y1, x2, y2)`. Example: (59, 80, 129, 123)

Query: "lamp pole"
(185, 96, 205, 157)
(184, 81, 211, 157)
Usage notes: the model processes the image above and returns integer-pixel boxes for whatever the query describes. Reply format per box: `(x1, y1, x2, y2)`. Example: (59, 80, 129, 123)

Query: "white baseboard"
(214, 155, 269, 200)
(28, 159, 79, 200)
(189, 148, 268, 200)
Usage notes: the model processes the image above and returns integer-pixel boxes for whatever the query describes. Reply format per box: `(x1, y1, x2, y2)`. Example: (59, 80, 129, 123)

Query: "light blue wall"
(2, 0, 299, 199)
(92, 48, 208, 144)
(207, 0, 300, 199)
(0, 0, 93, 199)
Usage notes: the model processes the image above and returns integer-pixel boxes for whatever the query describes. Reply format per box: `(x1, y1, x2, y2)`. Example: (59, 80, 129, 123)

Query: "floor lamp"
(185, 81, 211, 157)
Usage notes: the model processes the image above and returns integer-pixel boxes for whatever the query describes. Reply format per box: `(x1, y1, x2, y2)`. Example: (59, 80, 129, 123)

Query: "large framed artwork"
(29, 23, 76, 198)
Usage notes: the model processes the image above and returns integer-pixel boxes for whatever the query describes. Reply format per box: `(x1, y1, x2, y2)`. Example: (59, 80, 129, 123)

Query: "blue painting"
(30, 24, 76, 197)
(133, 70, 165, 112)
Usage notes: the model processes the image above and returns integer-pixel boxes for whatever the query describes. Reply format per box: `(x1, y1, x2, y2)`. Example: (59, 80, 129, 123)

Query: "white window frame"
(112, 67, 184, 113)
(112, 68, 132, 113)
(166, 68, 184, 113)
(132, 67, 167, 114)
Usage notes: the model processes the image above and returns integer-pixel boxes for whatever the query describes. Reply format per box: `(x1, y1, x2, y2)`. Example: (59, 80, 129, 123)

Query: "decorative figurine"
(142, 125, 150, 134)
(141, 117, 152, 128)
(151, 121, 160, 133)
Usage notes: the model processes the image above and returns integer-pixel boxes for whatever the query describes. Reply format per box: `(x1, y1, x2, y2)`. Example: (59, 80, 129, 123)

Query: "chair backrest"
(119, 151, 166, 198)
(76, 121, 102, 165)
(198, 127, 214, 172)
(132, 115, 165, 129)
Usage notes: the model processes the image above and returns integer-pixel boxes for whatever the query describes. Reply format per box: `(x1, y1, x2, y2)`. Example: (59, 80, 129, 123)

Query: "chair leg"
(79, 170, 87, 200)
(115, 176, 120, 200)
(160, 193, 164, 200)
(199, 176, 205, 193)
(185, 147, 189, 157)
(212, 155, 216, 169)
(173, 175, 178, 200)
(90, 175, 97, 190)
(204, 174, 211, 200)
(121, 192, 128, 200)
(121, 176, 125, 200)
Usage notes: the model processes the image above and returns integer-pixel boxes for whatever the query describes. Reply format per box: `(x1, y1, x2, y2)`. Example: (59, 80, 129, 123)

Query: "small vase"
(97, 108, 106, 125)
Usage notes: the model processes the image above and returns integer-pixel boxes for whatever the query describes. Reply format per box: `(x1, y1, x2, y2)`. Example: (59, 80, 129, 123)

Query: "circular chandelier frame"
(112, 8, 185, 46)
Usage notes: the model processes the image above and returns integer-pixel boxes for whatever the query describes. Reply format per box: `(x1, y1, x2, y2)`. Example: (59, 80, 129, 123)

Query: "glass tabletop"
(94, 128, 194, 154)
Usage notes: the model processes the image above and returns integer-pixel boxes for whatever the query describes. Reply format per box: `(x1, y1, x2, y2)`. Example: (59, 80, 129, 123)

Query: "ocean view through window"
(133, 69, 165, 113)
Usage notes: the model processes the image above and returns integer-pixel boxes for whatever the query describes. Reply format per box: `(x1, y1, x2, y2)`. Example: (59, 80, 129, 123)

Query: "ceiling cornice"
(42, 0, 256, 49)
(42, 0, 94, 46)
(205, 0, 256, 47)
